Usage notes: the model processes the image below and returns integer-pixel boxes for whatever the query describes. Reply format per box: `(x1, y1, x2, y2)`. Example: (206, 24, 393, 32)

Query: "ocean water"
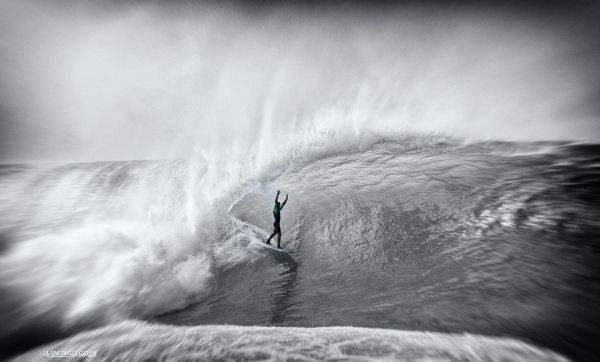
(2, 1, 600, 360)
(1, 137, 599, 361)
(13, 322, 569, 362)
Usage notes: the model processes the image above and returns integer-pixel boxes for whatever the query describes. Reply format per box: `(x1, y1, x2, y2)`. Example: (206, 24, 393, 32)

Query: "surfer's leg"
(267, 221, 279, 244)
(276, 232, 282, 249)
(266, 231, 276, 244)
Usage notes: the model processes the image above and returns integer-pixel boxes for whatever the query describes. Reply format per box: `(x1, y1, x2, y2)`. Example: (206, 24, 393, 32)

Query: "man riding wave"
(266, 190, 288, 249)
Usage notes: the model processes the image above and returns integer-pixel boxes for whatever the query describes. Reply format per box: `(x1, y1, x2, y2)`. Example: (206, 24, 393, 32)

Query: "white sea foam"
(13, 321, 569, 362)
(0, 161, 216, 336)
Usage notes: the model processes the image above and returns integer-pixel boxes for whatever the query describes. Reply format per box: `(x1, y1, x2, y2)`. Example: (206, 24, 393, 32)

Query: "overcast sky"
(1, 0, 599, 163)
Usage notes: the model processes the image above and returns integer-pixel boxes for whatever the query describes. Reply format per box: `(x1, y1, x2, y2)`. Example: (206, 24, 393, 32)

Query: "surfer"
(267, 190, 288, 249)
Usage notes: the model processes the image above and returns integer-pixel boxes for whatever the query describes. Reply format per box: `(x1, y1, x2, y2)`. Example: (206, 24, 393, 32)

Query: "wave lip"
(13, 321, 569, 362)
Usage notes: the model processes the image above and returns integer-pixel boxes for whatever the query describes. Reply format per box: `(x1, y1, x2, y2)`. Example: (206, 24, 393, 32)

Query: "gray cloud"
(0, 0, 599, 163)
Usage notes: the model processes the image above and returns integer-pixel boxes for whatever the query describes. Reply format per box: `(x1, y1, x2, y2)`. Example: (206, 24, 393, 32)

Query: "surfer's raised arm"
(275, 190, 280, 203)
(281, 194, 288, 210)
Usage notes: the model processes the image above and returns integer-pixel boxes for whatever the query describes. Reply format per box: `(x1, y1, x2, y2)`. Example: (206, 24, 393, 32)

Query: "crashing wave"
(13, 321, 569, 362)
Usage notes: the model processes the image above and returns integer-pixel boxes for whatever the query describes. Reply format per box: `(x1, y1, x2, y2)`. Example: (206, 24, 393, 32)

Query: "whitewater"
(1, 136, 599, 361)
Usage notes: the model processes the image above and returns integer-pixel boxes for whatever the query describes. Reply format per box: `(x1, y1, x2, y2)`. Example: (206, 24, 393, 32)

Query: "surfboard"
(249, 238, 295, 265)
(229, 216, 296, 264)
(235, 219, 289, 252)
(259, 243, 296, 265)
(261, 241, 287, 253)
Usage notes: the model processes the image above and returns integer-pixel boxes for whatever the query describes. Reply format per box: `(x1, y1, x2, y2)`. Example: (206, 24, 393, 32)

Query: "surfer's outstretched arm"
(281, 194, 288, 210)
(275, 190, 280, 203)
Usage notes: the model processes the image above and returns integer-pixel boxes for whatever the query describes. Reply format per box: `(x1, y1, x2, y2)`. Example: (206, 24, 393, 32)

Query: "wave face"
(13, 321, 569, 362)
(1, 138, 600, 360)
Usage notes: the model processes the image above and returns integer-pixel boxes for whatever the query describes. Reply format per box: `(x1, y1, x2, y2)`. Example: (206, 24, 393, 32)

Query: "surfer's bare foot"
(266, 241, 271, 245)
(277, 246, 282, 249)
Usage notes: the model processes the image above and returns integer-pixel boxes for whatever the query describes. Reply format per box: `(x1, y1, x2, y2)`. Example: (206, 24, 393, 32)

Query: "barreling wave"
(1, 136, 599, 360)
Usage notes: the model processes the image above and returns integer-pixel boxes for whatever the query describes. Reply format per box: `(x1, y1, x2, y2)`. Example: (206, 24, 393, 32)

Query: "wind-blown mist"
(1, 1, 599, 164)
